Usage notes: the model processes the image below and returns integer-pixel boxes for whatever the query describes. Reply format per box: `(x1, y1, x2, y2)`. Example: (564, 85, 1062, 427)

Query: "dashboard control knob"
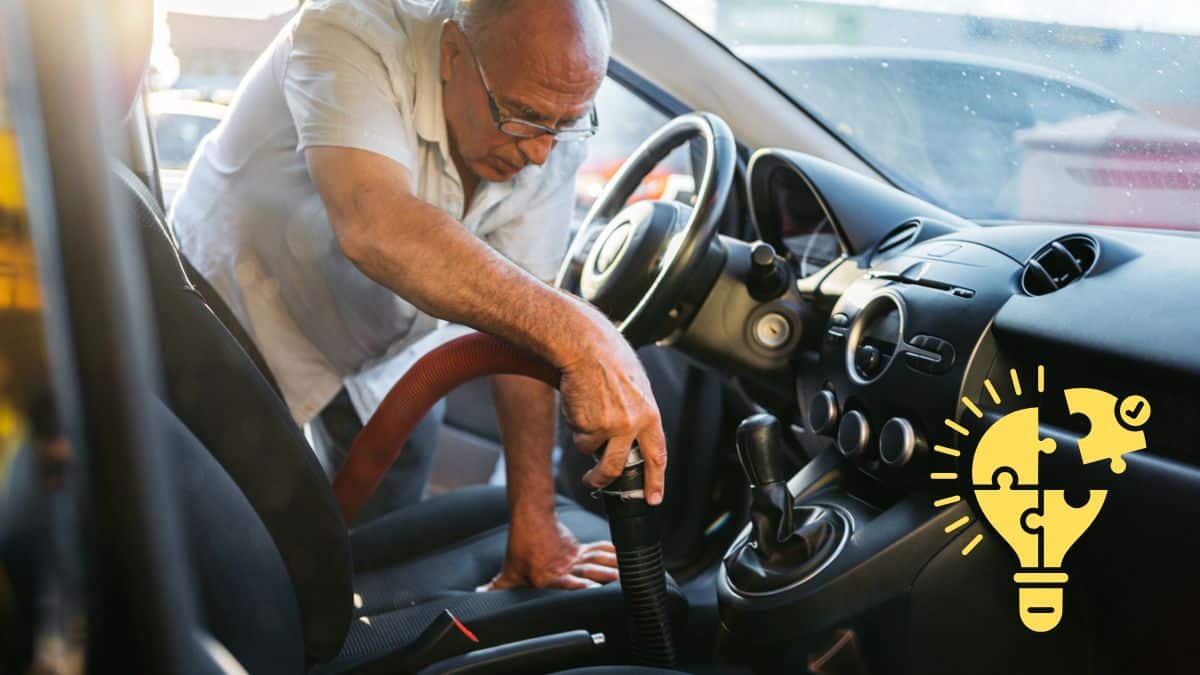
(751, 241, 777, 268)
(746, 241, 790, 301)
(879, 417, 924, 468)
(855, 344, 883, 378)
(808, 390, 839, 435)
(837, 410, 870, 459)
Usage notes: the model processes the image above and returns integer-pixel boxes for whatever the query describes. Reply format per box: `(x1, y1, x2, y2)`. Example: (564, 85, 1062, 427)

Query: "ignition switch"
(752, 312, 792, 349)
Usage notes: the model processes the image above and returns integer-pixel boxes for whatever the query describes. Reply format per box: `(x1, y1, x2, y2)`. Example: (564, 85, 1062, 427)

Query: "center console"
(713, 233, 1099, 675)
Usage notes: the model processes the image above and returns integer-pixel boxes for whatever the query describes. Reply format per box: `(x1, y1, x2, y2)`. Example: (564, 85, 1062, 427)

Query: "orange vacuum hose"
(332, 332, 560, 522)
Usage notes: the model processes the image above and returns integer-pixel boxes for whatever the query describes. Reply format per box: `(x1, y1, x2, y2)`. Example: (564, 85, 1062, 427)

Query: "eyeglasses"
(461, 31, 599, 142)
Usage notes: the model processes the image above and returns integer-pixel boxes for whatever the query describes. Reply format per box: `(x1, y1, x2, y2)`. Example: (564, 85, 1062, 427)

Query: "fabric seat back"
(115, 165, 353, 664)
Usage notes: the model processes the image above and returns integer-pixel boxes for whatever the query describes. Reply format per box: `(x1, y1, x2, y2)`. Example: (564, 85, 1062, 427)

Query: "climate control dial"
(879, 417, 925, 468)
(837, 410, 870, 459)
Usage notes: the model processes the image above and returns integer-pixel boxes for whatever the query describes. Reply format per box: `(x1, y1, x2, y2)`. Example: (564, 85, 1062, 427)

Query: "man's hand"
(478, 520, 619, 591)
(556, 307, 669, 505)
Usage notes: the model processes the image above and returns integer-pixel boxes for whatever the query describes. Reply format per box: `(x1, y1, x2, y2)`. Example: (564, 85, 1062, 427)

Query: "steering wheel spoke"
(556, 217, 609, 295)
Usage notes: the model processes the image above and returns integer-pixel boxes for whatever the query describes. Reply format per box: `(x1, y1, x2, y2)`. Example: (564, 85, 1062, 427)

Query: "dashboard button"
(905, 352, 937, 373)
(905, 335, 956, 374)
(825, 313, 850, 344)
(837, 410, 870, 459)
(855, 344, 883, 378)
(928, 339, 956, 373)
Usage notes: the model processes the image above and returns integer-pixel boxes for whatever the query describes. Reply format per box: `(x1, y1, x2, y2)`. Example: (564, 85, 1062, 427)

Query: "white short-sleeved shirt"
(171, 0, 584, 424)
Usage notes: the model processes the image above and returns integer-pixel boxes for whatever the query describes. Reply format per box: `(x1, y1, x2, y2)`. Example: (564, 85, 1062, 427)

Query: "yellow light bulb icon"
(965, 385, 1150, 633)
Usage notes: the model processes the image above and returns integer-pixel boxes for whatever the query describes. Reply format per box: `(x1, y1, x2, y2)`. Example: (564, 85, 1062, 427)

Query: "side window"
(576, 77, 692, 225)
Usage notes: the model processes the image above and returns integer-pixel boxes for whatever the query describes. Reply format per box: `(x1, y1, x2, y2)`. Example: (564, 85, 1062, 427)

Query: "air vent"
(871, 220, 921, 262)
(1021, 235, 1099, 296)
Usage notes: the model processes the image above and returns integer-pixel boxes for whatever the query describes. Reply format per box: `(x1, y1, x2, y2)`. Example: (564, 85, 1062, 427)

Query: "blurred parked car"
(1015, 110, 1200, 230)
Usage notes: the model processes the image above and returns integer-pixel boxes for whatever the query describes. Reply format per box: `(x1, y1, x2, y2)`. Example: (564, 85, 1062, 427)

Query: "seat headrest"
(101, 1, 154, 118)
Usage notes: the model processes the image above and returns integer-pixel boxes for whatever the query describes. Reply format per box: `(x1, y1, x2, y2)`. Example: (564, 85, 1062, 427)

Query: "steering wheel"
(556, 112, 736, 346)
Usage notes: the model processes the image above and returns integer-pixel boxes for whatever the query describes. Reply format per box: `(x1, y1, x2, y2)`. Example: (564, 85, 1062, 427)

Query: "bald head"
(440, 0, 610, 184)
(454, 0, 611, 66)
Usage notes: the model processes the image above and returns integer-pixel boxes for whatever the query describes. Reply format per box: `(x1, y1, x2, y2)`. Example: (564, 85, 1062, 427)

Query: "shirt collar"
(412, 19, 449, 148)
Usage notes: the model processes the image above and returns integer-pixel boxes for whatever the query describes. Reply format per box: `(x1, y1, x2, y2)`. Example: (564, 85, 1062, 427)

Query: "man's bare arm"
(305, 146, 667, 502)
(483, 374, 618, 589)
(309, 146, 581, 364)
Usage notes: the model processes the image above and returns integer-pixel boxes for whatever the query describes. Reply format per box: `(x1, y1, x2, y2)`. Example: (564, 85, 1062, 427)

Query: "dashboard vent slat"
(1021, 235, 1099, 296)
(869, 220, 922, 266)
(876, 221, 920, 255)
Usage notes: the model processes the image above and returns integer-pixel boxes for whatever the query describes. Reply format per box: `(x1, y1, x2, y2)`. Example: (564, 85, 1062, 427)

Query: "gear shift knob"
(726, 414, 848, 595)
(736, 414, 794, 557)
(736, 413, 789, 486)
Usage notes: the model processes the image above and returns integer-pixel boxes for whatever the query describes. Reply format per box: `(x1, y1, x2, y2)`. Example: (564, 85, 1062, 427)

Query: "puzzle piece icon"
(1024, 488, 1108, 568)
(970, 406, 1057, 488)
(973, 469, 1041, 569)
(1064, 388, 1148, 474)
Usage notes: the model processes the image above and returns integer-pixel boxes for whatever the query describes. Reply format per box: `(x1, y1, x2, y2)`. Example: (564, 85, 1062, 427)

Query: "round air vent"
(845, 292, 904, 384)
(1021, 235, 1099, 296)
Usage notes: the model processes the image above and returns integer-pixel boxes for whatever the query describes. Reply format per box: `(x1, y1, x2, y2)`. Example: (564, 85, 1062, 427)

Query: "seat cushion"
(318, 486, 688, 673)
(349, 485, 608, 611)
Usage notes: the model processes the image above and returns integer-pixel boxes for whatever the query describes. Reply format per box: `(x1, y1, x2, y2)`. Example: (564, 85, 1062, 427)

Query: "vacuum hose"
(333, 332, 559, 521)
(598, 447, 677, 667)
(333, 333, 675, 667)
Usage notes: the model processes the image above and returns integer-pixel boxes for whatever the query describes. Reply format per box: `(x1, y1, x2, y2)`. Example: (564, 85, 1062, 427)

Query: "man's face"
(440, 18, 606, 184)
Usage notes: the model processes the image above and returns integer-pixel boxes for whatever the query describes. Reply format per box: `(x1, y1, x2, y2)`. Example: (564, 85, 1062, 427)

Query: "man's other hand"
(556, 309, 668, 505)
(477, 520, 618, 591)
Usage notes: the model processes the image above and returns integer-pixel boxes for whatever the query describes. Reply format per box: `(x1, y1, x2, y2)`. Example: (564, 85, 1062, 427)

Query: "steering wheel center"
(580, 201, 688, 319)
(556, 112, 735, 346)
(595, 221, 633, 275)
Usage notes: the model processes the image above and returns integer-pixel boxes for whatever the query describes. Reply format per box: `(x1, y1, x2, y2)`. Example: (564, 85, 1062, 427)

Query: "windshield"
(664, 0, 1200, 231)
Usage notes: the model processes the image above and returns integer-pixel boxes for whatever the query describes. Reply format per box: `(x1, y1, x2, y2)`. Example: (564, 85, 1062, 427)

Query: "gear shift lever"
(725, 414, 848, 594)
(736, 414, 794, 557)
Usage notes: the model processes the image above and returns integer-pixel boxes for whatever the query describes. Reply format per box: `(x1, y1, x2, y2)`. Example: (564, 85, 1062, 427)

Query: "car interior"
(2, 0, 1199, 674)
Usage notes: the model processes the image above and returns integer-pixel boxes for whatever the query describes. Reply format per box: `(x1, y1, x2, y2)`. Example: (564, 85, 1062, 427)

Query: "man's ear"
(439, 21, 462, 83)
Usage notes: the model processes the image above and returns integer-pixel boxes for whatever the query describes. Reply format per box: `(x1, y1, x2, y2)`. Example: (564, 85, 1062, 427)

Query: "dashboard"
(710, 148, 1200, 674)
(746, 148, 1200, 481)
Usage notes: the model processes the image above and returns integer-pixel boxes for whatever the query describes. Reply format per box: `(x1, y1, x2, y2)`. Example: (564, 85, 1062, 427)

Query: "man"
(171, 0, 667, 591)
